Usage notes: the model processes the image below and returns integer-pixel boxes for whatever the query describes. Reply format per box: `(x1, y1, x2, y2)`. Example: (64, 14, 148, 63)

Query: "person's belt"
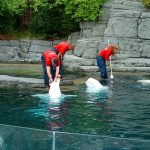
(52, 47, 59, 54)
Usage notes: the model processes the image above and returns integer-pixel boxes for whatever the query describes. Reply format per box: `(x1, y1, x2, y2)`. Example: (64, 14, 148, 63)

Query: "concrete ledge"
(0, 75, 74, 89)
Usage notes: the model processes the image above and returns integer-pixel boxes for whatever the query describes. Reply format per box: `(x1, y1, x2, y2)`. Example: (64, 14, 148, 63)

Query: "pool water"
(0, 73, 150, 140)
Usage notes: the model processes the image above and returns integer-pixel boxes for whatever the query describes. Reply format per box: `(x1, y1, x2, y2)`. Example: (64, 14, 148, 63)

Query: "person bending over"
(96, 44, 119, 79)
(51, 41, 74, 78)
(41, 50, 60, 88)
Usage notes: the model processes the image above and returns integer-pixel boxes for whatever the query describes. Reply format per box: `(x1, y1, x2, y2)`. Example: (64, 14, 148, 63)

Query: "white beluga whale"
(137, 80, 150, 84)
(85, 78, 107, 93)
(49, 78, 61, 99)
(85, 78, 103, 89)
(32, 78, 77, 102)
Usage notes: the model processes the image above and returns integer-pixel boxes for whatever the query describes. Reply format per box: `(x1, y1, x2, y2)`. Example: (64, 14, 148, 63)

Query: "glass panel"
(56, 132, 150, 150)
(0, 124, 150, 150)
(0, 124, 53, 150)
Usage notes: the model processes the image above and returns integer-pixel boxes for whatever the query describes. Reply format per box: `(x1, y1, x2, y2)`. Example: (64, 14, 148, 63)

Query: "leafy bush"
(143, 0, 150, 8)
(29, 6, 80, 39)
(0, 15, 15, 34)
(0, 0, 107, 39)
(57, 0, 108, 22)
(0, 0, 27, 34)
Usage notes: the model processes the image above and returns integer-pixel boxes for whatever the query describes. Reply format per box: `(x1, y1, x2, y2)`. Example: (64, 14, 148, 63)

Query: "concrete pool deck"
(0, 75, 74, 89)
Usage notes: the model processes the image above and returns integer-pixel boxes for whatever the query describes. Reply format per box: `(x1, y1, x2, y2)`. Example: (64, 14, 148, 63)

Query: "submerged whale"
(85, 78, 108, 93)
(85, 78, 103, 89)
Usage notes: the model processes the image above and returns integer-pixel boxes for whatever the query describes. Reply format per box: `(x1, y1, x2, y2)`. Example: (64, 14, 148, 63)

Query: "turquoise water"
(0, 73, 150, 140)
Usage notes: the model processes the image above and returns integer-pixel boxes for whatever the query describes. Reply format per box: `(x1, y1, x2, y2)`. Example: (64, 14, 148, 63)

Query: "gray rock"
(138, 18, 150, 39)
(104, 18, 138, 38)
(0, 40, 10, 46)
(0, 75, 74, 88)
(142, 45, 150, 57)
(0, 53, 13, 61)
(10, 40, 19, 47)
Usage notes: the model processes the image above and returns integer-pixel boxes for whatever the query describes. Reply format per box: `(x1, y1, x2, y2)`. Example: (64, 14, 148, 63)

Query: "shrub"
(143, 0, 150, 8)
(29, 6, 80, 39)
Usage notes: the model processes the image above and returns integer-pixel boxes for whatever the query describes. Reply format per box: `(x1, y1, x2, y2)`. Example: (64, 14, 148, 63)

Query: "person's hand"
(49, 79, 53, 85)
(54, 75, 61, 83)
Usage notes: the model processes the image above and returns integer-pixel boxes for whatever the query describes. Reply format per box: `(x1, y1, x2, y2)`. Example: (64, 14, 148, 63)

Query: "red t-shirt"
(98, 47, 112, 61)
(54, 42, 70, 55)
(43, 50, 60, 66)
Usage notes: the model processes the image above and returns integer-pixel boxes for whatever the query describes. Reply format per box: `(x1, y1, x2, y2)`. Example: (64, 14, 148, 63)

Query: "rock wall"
(0, 0, 150, 72)
(69, 0, 150, 72)
(0, 32, 80, 62)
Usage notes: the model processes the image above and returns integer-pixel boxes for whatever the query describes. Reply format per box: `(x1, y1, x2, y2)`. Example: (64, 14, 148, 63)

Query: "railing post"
(52, 131, 55, 150)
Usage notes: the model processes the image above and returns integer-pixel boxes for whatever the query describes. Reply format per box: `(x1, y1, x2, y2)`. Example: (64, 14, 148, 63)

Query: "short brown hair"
(68, 43, 74, 50)
(52, 57, 58, 67)
(108, 44, 119, 54)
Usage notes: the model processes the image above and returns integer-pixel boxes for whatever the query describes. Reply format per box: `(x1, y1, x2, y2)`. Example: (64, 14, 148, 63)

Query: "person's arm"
(55, 66, 60, 78)
(58, 52, 61, 58)
(46, 66, 53, 81)
(58, 52, 64, 63)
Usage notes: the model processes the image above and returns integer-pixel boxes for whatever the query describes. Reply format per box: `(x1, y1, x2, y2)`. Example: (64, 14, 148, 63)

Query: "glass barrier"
(0, 124, 150, 150)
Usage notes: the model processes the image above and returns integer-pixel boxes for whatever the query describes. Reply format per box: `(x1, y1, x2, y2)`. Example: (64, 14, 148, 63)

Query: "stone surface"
(0, 75, 74, 88)
(0, 0, 150, 72)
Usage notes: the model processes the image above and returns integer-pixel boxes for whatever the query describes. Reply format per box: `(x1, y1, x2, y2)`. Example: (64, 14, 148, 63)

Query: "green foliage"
(143, 0, 150, 8)
(0, 15, 15, 34)
(29, 5, 80, 38)
(0, 0, 27, 16)
(54, 0, 107, 22)
(30, 0, 49, 12)
(0, 0, 107, 38)
(0, 0, 27, 34)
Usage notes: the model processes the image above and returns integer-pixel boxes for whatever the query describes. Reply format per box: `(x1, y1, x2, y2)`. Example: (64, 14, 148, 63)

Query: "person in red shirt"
(41, 50, 60, 87)
(51, 41, 74, 78)
(97, 44, 119, 79)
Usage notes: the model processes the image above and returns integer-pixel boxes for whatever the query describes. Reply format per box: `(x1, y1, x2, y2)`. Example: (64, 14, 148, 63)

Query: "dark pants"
(51, 47, 63, 76)
(41, 54, 56, 86)
(96, 56, 108, 79)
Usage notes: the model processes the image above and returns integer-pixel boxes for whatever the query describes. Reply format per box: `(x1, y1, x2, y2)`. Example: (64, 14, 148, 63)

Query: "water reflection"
(27, 94, 77, 131)
(0, 136, 3, 149)
(86, 84, 112, 102)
